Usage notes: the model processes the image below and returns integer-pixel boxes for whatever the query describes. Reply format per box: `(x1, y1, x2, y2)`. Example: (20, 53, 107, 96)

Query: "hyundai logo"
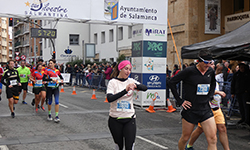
(64, 49, 72, 54)
(149, 75, 160, 82)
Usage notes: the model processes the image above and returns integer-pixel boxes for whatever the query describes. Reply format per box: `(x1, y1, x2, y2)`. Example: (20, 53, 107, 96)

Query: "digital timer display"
(31, 28, 57, 38)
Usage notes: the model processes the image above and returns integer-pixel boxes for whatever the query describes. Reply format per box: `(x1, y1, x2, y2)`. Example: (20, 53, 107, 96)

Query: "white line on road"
(0, 135, 9, 150)
(136, 136, 168, 149)
(59, 103, 69, 108)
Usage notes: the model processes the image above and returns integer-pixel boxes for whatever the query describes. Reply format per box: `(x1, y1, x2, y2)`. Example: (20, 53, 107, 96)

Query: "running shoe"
(13, 105, 15, 111)
(31, 99, 35, 106)
(41, 106, 45, 111)
(54, 116, 60, 123)
(11, 112, 15, 118)
(22, 101, 27, 104)
(35, 108, 38, 113)
(47, 114, 53, 121)
(185, 145, 194, 150)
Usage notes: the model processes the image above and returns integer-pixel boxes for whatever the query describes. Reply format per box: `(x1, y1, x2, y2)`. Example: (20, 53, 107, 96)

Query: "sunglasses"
(198, 56, 213, 64)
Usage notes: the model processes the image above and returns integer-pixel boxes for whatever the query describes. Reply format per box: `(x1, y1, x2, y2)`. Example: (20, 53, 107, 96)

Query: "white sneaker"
(54, 116, 60, 123)
(47, 114, 53, 121)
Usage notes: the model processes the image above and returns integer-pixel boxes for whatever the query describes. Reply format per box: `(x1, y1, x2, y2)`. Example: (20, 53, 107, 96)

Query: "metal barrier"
(88, 73, 106, 91)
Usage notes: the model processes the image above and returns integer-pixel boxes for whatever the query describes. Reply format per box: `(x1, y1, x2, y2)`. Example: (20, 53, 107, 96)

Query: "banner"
(205, 0, 221, 34)
(0, 0, 167, 25)
(61, 73, 70, 83)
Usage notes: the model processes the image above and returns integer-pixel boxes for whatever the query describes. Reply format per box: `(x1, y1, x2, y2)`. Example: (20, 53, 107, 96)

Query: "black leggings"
(108, 116, 136, 150)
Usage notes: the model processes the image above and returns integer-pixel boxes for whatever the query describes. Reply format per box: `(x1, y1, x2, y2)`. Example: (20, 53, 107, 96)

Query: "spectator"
(60, 63, 64, 73)
(65, 64, 73, 86)
(14, 61, 20, 69)
(215, 63, 224, 91)
(86, 69, 94, 86)
(80, 64, 86, 87)
(104, 63, 112, 87)
(171, 64, 180, 77)
(166, 65, 172, 78)
(231, 63, 250, 125)
(74, 64, 80, 86)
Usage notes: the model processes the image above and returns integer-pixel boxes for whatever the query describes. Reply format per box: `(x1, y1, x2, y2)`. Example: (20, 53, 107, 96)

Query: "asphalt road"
(0, 85, 249, 150)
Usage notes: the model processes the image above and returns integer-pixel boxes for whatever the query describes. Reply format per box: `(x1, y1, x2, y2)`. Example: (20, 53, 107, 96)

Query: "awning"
(181, 21, 250, 61)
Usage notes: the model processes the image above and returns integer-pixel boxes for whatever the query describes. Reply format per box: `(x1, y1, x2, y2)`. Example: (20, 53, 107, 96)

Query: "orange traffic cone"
(166, 98, 176, 113)
(146, 101, 155, 113)
(28, 81, 32, 86)
(60, 85, 65, 93)
(71, 86, 77, 95)
(104, 96, 108, 103)
(91, 89, 97, 99)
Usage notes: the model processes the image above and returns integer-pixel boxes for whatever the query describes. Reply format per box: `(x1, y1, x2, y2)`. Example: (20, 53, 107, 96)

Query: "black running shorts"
(181, 108, 214, 124)
(6, 87, 19, 100)
(33, 87, 46, 95)
(19, 82, 28, 92)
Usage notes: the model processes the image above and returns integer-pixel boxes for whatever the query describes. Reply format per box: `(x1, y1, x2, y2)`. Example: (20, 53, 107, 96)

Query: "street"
(0, 85, 249, 150)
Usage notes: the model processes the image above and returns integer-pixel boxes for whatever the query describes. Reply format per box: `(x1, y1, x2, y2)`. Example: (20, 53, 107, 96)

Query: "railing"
(14, 41, 22, 47)
(14, 30, 22, 36)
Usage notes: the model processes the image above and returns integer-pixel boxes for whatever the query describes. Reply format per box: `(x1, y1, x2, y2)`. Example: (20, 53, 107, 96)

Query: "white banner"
(142, 57, 166, 74)
(0, 0, 167, 25)
(61, 73, 70, 83)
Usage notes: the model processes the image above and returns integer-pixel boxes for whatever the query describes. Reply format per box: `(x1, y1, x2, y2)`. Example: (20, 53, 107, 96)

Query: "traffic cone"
(71, 86, 77, 95)
(28, 81, 32, 87)
(104, 96, 108, 103)
(146, 100, 155, 113)
(60, 85, 65, 93)
(91, 89, 97, 99)
(166, 98, 176, 113)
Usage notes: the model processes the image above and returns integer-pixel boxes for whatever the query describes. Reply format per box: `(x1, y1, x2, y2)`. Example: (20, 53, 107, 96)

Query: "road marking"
(0, 135, 9, 150)
(136, 136, 168, 149)
(59, 103, 69, 108)
(81, 91, 87, 93)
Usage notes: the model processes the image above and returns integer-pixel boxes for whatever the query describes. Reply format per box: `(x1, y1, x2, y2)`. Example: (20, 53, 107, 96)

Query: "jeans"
(82, 75, 86, 86)
(75, 73, 80, 85)
(237, 92, 250, 124)
(69, 74, 73, 86)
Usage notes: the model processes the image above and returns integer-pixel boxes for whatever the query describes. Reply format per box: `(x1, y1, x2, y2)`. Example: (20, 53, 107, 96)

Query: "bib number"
(117, 101, 132, 112)
(10, 80, 17, 86)
(197, 84, 210, 95)
(36, 80, 43, 84)
(21, 74, 26, 78)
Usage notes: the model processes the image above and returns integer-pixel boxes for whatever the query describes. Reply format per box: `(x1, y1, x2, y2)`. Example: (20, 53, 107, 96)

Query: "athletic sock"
(55, 112, 58, 117)
(48, 110, 51, 115)
(187, 144, 192, 148)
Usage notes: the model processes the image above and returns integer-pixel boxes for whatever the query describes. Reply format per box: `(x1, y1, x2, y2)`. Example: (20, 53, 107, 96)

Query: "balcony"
(1, 23, 7, 29)
(9, 54, 13, 58)
(14, 20, 23, 27)
(14, 41, 23, 48)
(2, 32, 7, 38)
(2, 41, 7, 47)
(2, 50, 7, 55)
(23, 40, 30, 47)
(14, 30, 22, 36)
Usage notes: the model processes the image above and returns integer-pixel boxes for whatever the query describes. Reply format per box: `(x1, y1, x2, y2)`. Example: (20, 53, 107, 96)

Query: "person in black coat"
(65, 64, 73, 86)
(231, 63, 250, 125)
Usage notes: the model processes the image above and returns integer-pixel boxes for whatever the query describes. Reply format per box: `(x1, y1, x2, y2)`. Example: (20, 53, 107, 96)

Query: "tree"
(117, 54, 126, 63)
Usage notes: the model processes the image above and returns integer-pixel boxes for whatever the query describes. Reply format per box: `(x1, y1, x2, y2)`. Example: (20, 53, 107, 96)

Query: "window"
(101, 31, 105, 44)
(48, 40, 51, 47)
(234, 0, 244, 12)
(94, 33, 97, 44)
(118, 27, 123, 40)
(128, 26, 132, 39)
(44, 20, 46, 26)
(69, 34, 79, 45)
(109, 29, 114, 42)
(110, 58, 114, 62)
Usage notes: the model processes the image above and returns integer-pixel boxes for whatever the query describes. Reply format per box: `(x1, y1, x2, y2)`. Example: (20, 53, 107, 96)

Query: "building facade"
(0, 17, 12, 64)
(167, 0, 250, 70)
(13, 19, 42, 64)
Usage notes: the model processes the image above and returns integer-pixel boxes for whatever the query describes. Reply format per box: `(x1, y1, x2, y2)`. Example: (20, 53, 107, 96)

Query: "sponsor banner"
(225, 11, 250, 33)
(205, 0, 221, 34)
(131, 57, 142, 73)
(1, 0, 167, 25)
(141, 89, 166, 106)
(132, 41, 143, 57)
(142, 73, 166, 89)
(130, 73, 142, 83)
(142, 57, 166, 73)
(143, 41, 167, 57)
(132, 24, 167, 41)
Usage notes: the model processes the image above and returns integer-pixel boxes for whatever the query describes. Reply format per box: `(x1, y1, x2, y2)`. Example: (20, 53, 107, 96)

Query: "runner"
(185, 61, 230, 150)
(1, 60, 21, 118)
(0, 65, 4, 101)
(106, 60, 147, 150)
(17, 60, 31, 104)
(168, 50, 217, 150)
(43, 59, 63, 123)
(30, 63, 46, 113)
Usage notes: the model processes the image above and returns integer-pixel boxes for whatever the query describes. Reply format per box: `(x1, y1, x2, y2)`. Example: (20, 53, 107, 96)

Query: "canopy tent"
(181, 21, 250, 61)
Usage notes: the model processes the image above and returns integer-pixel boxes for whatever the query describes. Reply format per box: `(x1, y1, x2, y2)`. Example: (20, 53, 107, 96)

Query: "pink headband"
(118, 60, 132, 71)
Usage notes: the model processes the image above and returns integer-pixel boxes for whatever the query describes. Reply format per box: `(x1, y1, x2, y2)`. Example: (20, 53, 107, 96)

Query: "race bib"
(36, 80, 43, 84)
(21, 74, 26, 78)
(117, 101, 132, 112)
(10, 79, 17, 86)
(197, 84, 210, 95)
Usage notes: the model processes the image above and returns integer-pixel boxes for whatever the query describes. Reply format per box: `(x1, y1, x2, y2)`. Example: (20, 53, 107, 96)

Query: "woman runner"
(43, 59, 63, 123)
(30, 63, 46, 112)
(106, 60, 147, 150)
